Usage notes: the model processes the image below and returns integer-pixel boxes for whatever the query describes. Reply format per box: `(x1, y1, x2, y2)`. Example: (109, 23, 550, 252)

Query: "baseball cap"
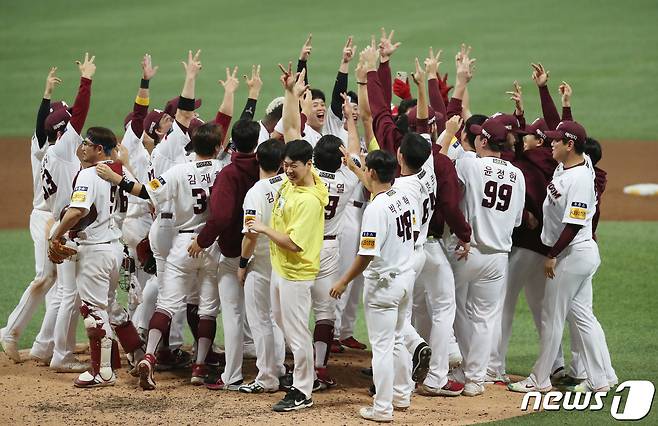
(123, 111, 135, 130)
(407, 105, 442, 131)
(521, 118, 550, 141)
(45, 108, 72, 134)
(469, 117, 508, 143)
(163, 96, 202, 118)
(49, 100, 70, 113)
(544, 121, 587, 144)
(188, 117, 205, 136)
(143, 109, 166, 141)
(490, 113, 521, 133)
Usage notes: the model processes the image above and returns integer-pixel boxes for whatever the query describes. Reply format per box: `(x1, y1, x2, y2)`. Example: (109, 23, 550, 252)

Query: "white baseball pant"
(50, 256, 80, 367)
(402, 247, 426, 354)
(218, 255, 246, 385)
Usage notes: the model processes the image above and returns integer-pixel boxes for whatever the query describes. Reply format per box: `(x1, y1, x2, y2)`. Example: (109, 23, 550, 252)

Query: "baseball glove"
(48, 237, 77, 264)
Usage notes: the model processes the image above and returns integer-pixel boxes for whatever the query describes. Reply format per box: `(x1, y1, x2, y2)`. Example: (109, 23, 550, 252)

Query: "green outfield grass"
(1, 0, 657, 140)
(1, 222, 656, 423)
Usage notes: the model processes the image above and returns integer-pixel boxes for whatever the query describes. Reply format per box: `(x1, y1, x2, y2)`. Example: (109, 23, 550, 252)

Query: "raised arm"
(216, 66, 239, 145)
(70, 53, 95, 135)
(280, 63, 308, 142)
(176, 50, 202, 129)
(240, 64, 261, 121)
(559, 81, 573, 121)
(438, 115, 463, 156)
(356, 58, 375, 145)
(297, 33, 312, 85)
(531, 63, 560, 129)
(331, 36, 355, 119)
(36, 67, 61, 147)
(412, 57, 429, 133)
(377, 28, 401, 107)
(130, 54, 158, 137)
(425, 47, 447, 133)
(447, 44, 475, 119)
(506, 81, 526, 159)
(342, 93, 361, 155)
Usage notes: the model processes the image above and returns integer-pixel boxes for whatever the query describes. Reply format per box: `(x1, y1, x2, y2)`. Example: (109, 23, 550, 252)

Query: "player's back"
(361, 188, 415, 279)
(456, 156, 525, 252)
(31, 135, 50, 211)
(243, 173, 285, 259)
(319, 166, 359, 238)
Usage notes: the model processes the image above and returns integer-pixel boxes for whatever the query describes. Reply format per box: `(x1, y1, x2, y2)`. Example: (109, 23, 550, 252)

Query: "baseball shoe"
(155, 348, 191, 371)
(368, 383, 376, 396)
(507, 377, 551, 394)
(1, 338, 21, 363)
(53, 359, 89, 373)
(29, 353, 52, 366)
(272, 387, 313, 412)
(74, 371, 116, 388)
(239, 380, 278, 394)
(566, 380, 610, 393)
(205, 350, 226, 367)
(205, 376, 243, 391)
(191, 363, 208, 385)
(330, 339, 345, 353)
(278, 371, 293, 391)
(313, 367, 337, 391)
(417, 379, 464, 397)
(462, 382, 485, 397)
(137, 354, 157, 391)
(361, 367, 373, 377)
(448, 352, 463, 369)
(484, 369, 510, 385)
(340, 336, 367, 350)
(550, 366, 566, 382)
(359, 407, 393, 423)
(411, 342, 431, 383)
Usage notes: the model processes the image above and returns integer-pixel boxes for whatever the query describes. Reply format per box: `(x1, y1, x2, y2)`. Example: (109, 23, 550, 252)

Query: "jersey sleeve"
(287, 196, 323, 252)
(157, 121, 189, 161)
(242, 186, 261, 234)
(357, 203, 386, 257)
(454, 157, 474, 186)
(69, 170, 96, 213)
(514, 172, 526, 227)
(51, 122, 83, 162)
(562, 177, 591, 226)
(120, 126, 141, 157)
(145, 168, 176, 206)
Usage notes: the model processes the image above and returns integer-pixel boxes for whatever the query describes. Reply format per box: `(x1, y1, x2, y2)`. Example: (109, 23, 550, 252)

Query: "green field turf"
(1, 0, 657, 140)
(1, 222, 656, 423)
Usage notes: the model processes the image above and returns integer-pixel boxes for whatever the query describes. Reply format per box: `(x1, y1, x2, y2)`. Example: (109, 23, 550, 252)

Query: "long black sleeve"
(240, 98, 257, 121)
(35, 98, 50, 148)
(297, 59, 308, 85)
(330, 72, 348, 119)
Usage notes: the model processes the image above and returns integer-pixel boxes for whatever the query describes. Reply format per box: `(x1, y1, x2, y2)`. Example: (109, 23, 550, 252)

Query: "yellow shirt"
(270, 169, 329, 281)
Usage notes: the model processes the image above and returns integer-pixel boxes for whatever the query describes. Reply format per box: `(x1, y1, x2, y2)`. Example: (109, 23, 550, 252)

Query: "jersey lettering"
(396, 210, 413, 242)
(481, 181, 514, 212)
(42, 168, 58, 200)
(421, 192, 437, 224)
(324, 195, 340, 220)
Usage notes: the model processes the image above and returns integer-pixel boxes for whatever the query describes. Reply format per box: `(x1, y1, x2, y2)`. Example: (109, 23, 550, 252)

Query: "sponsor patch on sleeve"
(71, 191, 86, 202)
(74, 186, 88, 192)
(569, 207, 587, 220)
(360, 231, 376, 249)
(148, 176, 166, 190)
(244, 209, 256, 223)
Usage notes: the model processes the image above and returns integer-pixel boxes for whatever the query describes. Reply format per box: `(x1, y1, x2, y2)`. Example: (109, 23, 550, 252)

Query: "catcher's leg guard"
(114, 320, 144, 354)
(112, 339, 121, 370)
(80, 303, 114, 380)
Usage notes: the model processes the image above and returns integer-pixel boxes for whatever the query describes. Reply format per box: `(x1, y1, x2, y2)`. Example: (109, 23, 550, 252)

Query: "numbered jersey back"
(145, 159, 223, 232)
(455, 156, 526, 252)
(318, 166, 359, 237)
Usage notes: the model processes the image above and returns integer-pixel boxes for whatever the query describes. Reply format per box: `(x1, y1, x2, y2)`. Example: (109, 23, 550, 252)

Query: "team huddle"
(1, 29, 616, 422)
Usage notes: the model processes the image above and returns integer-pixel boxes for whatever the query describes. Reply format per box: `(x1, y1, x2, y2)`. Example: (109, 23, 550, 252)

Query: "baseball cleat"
(411, 342, 432, 383)
(239, 381, 278, 394)
(566, 380, 610, 393)
(361, 367, 373, 377)
(462, 382, 485, 397)
(507, 377, 551, 394)
(550, 366, 566, 383)
(272, 387, 313, 412)
(29, 353, 52, 366)
(358, 407, 393, 423)
(278, 371, 293, 391)
(330, 339, 345, 353)
(339, 336, 367, 350)
(313, 367, 337, 391)
(1, 338, 21, 363)
(137, 354, 156, 391)
(74, 371, 117, 388)
(190, 363, 208, 385)
(155, 348, 191, 371)
(205, 377, 243, 391)
(416, 379, 464, 397)
(53, 359, 89, 373)
(368, 383, 376, 396)
(205, 350, 226, 367)
(484, 369, 510, 385)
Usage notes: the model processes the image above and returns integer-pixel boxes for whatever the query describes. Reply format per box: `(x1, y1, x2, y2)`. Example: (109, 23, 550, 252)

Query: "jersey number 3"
(481, 181, 513, 212)
(192, 188, 209, 214)
(324, 195, 340, 220)
(42, 169, 58, 200)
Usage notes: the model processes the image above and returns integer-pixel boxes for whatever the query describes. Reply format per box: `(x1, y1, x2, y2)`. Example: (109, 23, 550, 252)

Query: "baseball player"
(330, 149, 415, 423)
(48, 126, 129, 388)
(1, 68, 62, 364)
(237, 139, 288, 393)
(450, 116, 526, 397)
(509, 121, 616, 393)
(98, 122, 225, 390)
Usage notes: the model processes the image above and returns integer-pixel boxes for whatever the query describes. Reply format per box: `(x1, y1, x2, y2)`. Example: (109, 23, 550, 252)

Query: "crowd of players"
(0, 29, 617, 422)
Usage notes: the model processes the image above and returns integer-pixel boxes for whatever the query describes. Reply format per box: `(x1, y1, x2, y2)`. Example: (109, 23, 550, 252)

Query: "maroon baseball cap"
(123, 111, 135, 130)
(544, 121, 587, 144)
(164, 96, 202, 118)
(188, 117, 205, 136)
(469, 117, 508, 143)
(520, 117, 550, 141)
(143, 109, 165, 141)
(49, 100, 70, 113)
(490, 113, 521, 133)
(407, 105, 442, 131)
(45, 108, 72, 133)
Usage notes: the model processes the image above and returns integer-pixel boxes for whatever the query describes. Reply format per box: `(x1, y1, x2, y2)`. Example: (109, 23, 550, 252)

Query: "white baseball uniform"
(527, 158, 616, 390)
(241, 174, 287, 390)
(358, 188, 416, 418)
(451, 156, 525, 386)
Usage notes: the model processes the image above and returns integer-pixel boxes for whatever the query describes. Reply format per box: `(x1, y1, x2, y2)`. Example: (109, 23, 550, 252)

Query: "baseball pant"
(121, 212, 153, 316)
(313, 240, 339, 322)
(218, 255, 246, 385)
(1, 209, 57, 347)
(451, 245, 508, 385)
(50, 257, 80, 367)
(402, 247, 426, 354)
(271, 270, 314, 399)
(530, 240, 610, 389)
(419, 238, 456, 390)
(244, 259, 286, 390)
(334, 205, 365, 340)
(364, 270, 414, 418)
(30, 280, 60, 359)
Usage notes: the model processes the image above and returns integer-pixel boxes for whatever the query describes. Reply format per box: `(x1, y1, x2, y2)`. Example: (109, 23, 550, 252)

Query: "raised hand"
(182, 49, 202, 78)
(342, 36, 356, 64)
(355, 59, 367, 83)
(559, 81, 572, 106)
(379, 27, 401, 61)
(424, 46, 443, 77)
(244, 64, 262, 98)
(445, 115, 463, 136)
(44, 67, 62, 98)
(141, 53, 159, 80)
(411, 57, 426, 86)
(76, 52, 96, 79)
(219, 66, 239, 93)
(361, 39, 380, 72)
(531, 63, 549, 87)
(455, 43, 472, 67)
(299, 33, 313, 61)
(456, 50, 476, 85)
(340, 92, 354, 120)
(292, 68, 309, 98)
(506, 80, 524, 114)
